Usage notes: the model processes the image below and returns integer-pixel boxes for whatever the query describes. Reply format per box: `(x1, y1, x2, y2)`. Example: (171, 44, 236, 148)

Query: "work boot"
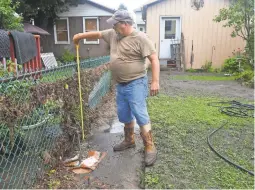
(113, 127, 136, 151)
(141, 130, 157, 166)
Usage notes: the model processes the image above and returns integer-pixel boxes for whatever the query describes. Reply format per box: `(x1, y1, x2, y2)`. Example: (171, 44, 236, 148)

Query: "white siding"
(135, 11, 145, 25)
(58, 3, 113, 17)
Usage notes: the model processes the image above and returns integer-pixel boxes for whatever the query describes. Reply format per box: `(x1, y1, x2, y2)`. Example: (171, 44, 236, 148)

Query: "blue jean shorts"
(116, 76, 150, 126)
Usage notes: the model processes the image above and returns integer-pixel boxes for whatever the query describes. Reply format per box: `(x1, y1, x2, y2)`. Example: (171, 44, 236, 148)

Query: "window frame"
(83, 17, 100, 44)
(164, 19, 176, 39)
(54, 17, 70, 45)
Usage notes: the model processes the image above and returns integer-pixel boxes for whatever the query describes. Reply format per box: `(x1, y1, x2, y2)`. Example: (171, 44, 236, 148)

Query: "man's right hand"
(73, 33, 81, 45)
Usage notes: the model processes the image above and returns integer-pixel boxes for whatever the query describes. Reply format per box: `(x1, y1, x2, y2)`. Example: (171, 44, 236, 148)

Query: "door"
(159, 17, 181, 59)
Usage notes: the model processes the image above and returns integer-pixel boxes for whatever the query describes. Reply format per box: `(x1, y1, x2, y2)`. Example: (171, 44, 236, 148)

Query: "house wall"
(137, 24, 146, 32)
(58, 3, 113, 17)
(135, 11, 146, 32)
(41, 16, 112, 59)
(135, 11, 145, 25)
(146, 0, 245, 69)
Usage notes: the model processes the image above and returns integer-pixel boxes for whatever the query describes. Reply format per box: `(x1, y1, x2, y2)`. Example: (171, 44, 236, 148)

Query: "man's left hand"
(150, 81, 159, 96)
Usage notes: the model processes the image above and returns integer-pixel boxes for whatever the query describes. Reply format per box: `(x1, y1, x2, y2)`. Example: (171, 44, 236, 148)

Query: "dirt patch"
(34, 164, 121, 189)
(156, 70, 254, 100)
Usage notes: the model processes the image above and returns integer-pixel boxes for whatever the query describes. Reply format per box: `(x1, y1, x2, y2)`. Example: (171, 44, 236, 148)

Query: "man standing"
(73, 10, 160, 166)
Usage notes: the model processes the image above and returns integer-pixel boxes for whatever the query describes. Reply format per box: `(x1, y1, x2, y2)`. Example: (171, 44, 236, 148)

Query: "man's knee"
(130, 103, 150, 126)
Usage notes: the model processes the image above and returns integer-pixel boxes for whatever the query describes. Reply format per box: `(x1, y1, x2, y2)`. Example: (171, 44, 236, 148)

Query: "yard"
(144, 70, 254, 189)
(1, 0, 254, 188)
(33, 70, 254, 189)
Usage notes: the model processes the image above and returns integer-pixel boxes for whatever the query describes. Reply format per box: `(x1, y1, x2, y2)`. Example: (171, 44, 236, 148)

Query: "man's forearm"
(151, 58, 160, 83)
(78, 31, 102, 39)
(73, 31, 102, 44)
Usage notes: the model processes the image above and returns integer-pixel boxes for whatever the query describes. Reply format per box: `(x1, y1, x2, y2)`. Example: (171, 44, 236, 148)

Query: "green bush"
(201, 61, 213, 72)
(235, 70, 254, 81)
(223, 56, 253, 74)
(186, 68, 197, 73)
(235, 70, 254, 88)
(0, 60, 23, 78)
(61, 49, 75, 63)
(222, 57, 239, 74)
(0, 80, 33, 102)
(212, 68, 221, 73)
(0, 62, 6, 77)
(245, 77, 254, 88)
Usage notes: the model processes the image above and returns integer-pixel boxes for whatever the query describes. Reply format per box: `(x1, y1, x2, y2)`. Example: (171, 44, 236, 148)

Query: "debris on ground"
(63, 151, 107, 174)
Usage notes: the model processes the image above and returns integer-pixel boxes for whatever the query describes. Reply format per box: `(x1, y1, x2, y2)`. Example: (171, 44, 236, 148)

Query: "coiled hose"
(207, 101, 254, 176)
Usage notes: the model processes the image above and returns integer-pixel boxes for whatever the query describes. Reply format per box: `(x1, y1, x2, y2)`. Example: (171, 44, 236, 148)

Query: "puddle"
(105, 119, 140, 134)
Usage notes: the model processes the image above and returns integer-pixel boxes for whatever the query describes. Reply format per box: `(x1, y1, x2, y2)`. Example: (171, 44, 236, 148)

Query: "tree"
(14, 0, 79, 27)
(214, 0, 254, 61)
(118, 3, 128, 10)
(0, 0, 23, 31)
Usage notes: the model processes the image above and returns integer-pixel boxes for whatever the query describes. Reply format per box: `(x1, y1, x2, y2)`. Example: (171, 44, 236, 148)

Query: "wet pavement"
(84, 119, 144, 189)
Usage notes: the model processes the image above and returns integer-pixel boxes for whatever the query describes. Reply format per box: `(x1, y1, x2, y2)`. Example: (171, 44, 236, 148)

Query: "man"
(73, 10, 160, 166)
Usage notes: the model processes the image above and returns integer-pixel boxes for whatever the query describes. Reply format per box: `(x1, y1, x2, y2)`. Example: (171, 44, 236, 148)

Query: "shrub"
(0, 60, 22, 78)
(0, 62, 6, 77)
(213, 68, 221, 73)
(235, 70, 254, 81)
(235, 70, 254, 88)
(222, 57, 240, 74)
(201, 61, 213, 72)
(61, 49, 75, 63)
(245, 77, 254, 88)
(186, 68, 197, 73)
(223, 56, 253, 74)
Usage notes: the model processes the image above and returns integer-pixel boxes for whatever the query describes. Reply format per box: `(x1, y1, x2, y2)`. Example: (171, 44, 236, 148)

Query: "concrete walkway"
(83, 119, 144, 189)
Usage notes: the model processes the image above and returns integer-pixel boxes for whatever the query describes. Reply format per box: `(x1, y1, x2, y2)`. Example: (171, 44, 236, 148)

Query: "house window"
(140, 27, 143, 31)
(54, 18, 70, 44)
(165, 20, 176, 39)
(83, 17, 99, 44)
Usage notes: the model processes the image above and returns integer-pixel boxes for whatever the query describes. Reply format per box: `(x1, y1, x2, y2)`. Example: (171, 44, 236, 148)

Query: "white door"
(159, 17, 181, 59)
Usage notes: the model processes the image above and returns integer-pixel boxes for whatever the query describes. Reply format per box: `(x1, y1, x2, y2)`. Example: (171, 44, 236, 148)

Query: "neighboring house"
(41, 0, 115, 59)
(142, 0, 245, 69)
(133, 8, 146, 33)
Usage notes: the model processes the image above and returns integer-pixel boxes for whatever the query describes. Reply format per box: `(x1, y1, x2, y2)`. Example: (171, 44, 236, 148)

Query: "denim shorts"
(116, 76, 150, 126)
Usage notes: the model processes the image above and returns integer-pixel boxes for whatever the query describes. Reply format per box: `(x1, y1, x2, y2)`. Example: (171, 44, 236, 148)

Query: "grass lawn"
(144, 95, 254, 189)
(170, 75, 236, 81)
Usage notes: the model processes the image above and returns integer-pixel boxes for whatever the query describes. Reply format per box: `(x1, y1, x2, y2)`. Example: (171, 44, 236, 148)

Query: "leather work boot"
(113, 127, 136, 151)
(141, 130, 157, 166)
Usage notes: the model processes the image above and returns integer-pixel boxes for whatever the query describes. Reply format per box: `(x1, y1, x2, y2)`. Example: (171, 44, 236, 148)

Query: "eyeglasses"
(113, 21, 122, 28)
(113, 21, 127, 29)
(113, 22, 119, 28)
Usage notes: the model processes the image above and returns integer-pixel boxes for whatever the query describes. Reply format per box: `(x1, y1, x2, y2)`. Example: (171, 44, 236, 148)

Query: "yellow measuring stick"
(76, 45, 85, 140)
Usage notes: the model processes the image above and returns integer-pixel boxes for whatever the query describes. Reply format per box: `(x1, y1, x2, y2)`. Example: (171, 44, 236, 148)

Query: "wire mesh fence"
(0, 56, 111, 188)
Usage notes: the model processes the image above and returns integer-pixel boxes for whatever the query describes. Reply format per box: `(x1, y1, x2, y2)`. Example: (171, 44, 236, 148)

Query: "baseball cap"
(107, 9, 134, 26)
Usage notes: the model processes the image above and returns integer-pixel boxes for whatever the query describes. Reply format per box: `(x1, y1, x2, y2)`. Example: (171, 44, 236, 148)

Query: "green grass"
(40, 68, 75, 83)
(171, 75, 236, 81)
(145, 95, 254, 189)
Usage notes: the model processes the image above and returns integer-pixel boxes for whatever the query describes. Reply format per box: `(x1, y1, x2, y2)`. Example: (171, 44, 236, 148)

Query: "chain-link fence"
(0, 56, 111, 188)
